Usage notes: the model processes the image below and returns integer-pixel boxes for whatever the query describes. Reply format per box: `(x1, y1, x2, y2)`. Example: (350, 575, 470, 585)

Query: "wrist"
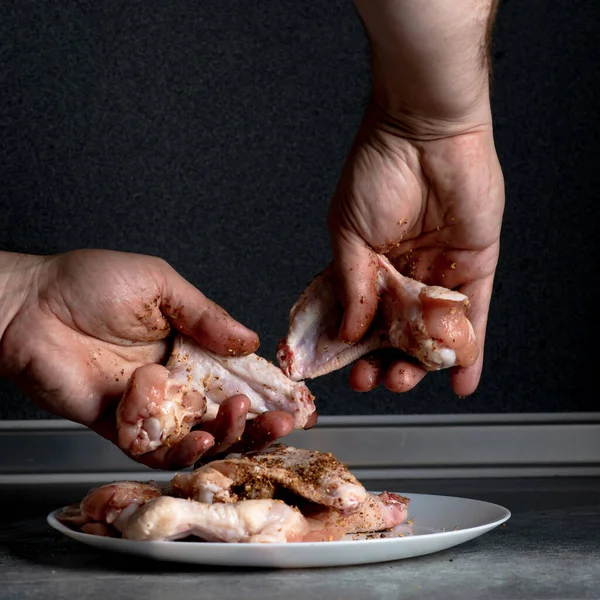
(0, 252, 47, 345)
(369, 45, 493, 138)
(356, 0, 497, 138)
(370, 94, 493, 141)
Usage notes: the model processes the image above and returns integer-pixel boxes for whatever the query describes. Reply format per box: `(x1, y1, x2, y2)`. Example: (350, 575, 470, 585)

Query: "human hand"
(327, 0, 504, 396)
(327, 104, 504, 396)
(0, 249, 301, 468)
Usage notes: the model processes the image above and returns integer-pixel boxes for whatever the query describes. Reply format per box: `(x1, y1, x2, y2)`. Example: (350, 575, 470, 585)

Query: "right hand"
(326, 0, 504, 397)
(327, 108, 504, 397)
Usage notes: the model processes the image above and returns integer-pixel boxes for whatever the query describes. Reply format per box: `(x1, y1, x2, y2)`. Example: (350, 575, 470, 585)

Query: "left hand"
(0, 249, 301, 469)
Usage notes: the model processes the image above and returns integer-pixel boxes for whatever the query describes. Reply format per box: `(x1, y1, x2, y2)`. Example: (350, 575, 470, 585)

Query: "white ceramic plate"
(47, 492, 510, 568)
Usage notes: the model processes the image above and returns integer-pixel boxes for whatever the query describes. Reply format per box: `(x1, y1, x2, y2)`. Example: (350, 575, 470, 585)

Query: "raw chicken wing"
(278, 254, 478, 380)
(117, 335, 315, 456)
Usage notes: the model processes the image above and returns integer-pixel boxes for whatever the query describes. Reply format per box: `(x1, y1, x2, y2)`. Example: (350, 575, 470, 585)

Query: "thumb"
(330, 231, 379, 344)
(157, 262, 259, 356)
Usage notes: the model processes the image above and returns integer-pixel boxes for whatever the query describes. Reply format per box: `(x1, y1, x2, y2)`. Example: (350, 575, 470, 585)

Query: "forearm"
(355, 0, 499, 132)
(0, 251, 45, 343)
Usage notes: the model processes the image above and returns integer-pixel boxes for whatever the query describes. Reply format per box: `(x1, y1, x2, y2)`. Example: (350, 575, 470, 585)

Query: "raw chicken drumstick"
(116, 336, 315, 456)
(277, 254, 479, 380)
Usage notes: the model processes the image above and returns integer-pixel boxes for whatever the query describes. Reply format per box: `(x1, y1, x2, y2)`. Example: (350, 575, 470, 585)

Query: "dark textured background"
(0, 0, 598, 419)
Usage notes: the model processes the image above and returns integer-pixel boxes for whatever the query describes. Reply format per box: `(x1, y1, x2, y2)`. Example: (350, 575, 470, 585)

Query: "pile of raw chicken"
(57, 256, 477, 543)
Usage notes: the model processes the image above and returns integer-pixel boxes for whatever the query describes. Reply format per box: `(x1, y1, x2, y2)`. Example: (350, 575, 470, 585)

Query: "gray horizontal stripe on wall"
(1, 414, 599, 479)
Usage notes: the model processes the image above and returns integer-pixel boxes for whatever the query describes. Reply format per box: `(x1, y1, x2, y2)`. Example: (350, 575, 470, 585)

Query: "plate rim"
(46, 491, 511, 549)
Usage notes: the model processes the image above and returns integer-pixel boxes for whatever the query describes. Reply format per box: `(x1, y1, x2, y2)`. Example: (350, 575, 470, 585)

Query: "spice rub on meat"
(56, 446, 410, 543)
(303, 491, 409, 540)
(172, 444, 369, 512)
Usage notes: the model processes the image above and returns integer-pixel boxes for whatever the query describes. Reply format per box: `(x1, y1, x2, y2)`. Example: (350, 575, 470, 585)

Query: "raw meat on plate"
(56, 446, 409, 543)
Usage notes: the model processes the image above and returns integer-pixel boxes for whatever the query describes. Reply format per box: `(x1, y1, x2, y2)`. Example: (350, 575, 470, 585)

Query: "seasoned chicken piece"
(277, 254, 478, 380)
(59, 486, 409, 543)
(303, 491, 409, 541)
(172, 444, 368, 513)
(117, 335, 316, 456)
(121, 496, 309, 543)
(56, 451, 411, 543)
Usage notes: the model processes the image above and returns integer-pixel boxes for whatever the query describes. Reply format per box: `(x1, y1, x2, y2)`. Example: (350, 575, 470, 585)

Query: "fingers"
(329, 231, 379, 343)
(103, 395, 251, 470)
(138, 430, 216, 470)
(204, 395, 251, 456)
(349, 353, 385, 391)
(138, 407, 295, 469)
(158, 262, 259, 357)
(383, 360, 428, 392)
(450, 275, 495, 396)
(349, 351, 427, 393)
(227, 411, 295, 455)
(105, 386, 296, 470)
(93, 409, 212, 471)
(134, 394, 254, 467)
(135, 408, 294, 469)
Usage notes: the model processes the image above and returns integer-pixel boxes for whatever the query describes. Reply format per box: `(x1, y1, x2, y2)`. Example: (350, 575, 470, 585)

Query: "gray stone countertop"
(1, 477, 599, 600)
